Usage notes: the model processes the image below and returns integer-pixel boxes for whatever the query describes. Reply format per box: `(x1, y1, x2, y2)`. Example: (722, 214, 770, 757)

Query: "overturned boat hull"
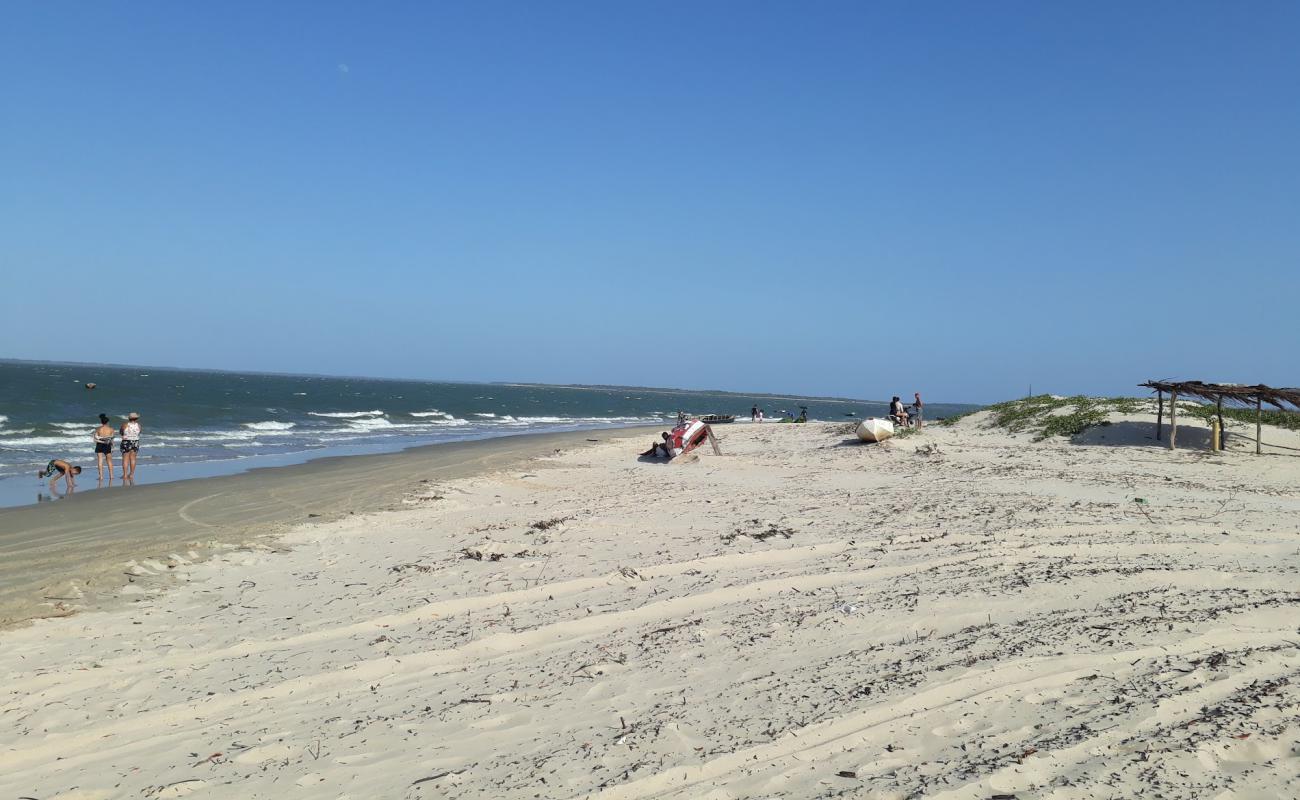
(856, 418, 895, 443)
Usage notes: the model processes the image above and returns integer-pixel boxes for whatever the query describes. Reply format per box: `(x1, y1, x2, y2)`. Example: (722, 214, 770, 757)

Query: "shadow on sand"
(1072, 420, 1215, 450)
(832, 437, 885, 448)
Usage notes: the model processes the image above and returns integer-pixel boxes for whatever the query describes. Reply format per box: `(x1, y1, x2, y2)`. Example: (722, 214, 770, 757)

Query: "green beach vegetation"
(1177, 402, 1300, 432)
(941, 395, 1143, 440)
(942, 394, 1300, 440)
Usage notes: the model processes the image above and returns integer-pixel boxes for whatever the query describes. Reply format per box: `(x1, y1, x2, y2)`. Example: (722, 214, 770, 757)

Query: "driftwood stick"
(645, 618, 701, 638)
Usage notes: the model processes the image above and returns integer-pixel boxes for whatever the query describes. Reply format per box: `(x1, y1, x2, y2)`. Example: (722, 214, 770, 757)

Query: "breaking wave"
(243, 421, 296, 432)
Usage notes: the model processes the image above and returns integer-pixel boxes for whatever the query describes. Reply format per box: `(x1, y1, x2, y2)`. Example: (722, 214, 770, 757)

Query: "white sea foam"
(243, 421, 296, 432)
(512, 415, 659, 424)
(51, 422, 92, 431)
(0, 415, 8, 425)
(410, 410, 452, 418)
(473, 413, 497, 418)
(344, 416, 397, 430)
(0, 435, 95, 448)
(308, 410, 384, 418)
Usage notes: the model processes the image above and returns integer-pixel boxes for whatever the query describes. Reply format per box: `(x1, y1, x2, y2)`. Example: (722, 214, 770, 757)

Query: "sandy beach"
(3, 407, 1299, 798)
(0, 428, 656, 629)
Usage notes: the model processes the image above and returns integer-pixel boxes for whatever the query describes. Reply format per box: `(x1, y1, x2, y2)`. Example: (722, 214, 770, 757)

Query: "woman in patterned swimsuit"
(120, 412, 142, 483)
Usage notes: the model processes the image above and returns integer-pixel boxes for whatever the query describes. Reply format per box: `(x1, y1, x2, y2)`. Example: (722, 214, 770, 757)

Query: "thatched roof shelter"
(1138, 380, 1300, 453)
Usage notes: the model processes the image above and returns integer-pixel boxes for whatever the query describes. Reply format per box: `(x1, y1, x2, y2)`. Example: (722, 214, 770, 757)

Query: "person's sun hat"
(128, 412, 140, 420)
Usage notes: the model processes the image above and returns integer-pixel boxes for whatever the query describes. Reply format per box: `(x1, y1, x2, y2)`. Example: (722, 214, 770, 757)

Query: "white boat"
(855, 418, 895, 443)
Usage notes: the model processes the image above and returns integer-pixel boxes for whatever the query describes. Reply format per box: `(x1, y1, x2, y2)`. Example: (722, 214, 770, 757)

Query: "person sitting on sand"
(889, 396, 910, 427)
(640, 432, 677, 459)
(38, 459, 81, 492)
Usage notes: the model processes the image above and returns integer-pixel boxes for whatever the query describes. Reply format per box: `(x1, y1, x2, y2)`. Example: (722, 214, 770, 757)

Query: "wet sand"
(0, 427, 655, 628)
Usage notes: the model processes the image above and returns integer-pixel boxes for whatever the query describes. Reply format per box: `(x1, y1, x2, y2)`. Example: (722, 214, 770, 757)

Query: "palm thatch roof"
(1139, 381, 1300, 410)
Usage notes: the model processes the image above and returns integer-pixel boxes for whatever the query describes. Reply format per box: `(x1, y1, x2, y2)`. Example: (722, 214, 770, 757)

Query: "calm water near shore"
(0, 360, 978, 508)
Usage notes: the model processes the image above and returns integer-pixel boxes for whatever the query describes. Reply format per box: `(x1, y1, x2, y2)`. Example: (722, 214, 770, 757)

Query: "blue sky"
(3, 2, 1297, 404)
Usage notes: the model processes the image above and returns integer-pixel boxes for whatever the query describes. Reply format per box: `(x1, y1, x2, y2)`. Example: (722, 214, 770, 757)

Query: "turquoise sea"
(0, 360, 979, 507)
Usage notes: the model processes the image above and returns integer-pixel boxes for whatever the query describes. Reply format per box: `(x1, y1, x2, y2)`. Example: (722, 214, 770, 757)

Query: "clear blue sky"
(3, 2, 1297, 404)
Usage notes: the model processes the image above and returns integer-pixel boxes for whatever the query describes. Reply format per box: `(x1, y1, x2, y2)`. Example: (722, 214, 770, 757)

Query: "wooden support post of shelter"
(1216, 397, 1224, 448)
(1256, 396, 1263, 455)
(1156, 391, 1163, 441)
(1169, 391, 1177, 450)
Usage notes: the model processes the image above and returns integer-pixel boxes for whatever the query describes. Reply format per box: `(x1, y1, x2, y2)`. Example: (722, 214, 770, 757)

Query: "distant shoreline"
(0, 357, 967, 407)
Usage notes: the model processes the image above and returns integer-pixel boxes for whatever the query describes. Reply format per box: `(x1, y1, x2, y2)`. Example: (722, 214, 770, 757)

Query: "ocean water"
(0, 360, 978, 505)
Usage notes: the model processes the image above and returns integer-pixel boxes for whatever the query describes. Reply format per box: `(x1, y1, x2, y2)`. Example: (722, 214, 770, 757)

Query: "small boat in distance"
(699, 414, 736, 424)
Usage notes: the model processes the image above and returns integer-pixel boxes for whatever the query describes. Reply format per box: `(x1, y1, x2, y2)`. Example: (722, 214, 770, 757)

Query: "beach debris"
(644, 618, 701, 639)
(721, 519, 795, 544)
(190, 751, 224, 766)
(390, 562, 434, 573)
(836, 770, 858, 779)
(460, 544, 536, 561)
(410, 765, 473, 785)
(530, 516, 572, 531)
(914, 443, 942, 457)
(836, 603, 859, 615)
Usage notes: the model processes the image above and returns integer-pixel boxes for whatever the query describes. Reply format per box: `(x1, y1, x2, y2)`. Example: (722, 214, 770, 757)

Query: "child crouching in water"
(38, 459, 81, 492)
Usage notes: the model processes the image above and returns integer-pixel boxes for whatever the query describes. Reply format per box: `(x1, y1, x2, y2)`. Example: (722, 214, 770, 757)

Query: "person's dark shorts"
(121, 440, 139, 453)
(95, 442, 112, 455)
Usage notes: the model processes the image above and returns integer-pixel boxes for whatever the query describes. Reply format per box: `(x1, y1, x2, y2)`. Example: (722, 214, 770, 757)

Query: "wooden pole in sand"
(1256, 396, 1263, 455)
(1156, 391, 1163, 441)
(1216, 397, 1225, 448)
(1168, 391, 1177, 450)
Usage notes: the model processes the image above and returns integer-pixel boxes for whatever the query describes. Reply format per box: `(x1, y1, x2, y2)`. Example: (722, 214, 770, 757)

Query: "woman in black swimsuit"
(93, 413, 115, 483)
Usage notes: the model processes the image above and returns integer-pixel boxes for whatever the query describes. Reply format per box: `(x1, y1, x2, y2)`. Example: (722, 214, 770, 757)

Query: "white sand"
(3, 419, 1299, 799)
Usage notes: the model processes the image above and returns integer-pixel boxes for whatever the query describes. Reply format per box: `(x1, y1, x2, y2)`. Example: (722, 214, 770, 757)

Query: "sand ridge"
(2, 421, 1298, 798)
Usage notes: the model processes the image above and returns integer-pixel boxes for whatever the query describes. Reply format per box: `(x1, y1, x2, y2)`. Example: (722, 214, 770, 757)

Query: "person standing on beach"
(912, 392, 924, 429)
(92, 413, 115, 483)
(751, 405, 758, 422)
(120, 412, 141, 483)
(757, 408, 764, 423)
